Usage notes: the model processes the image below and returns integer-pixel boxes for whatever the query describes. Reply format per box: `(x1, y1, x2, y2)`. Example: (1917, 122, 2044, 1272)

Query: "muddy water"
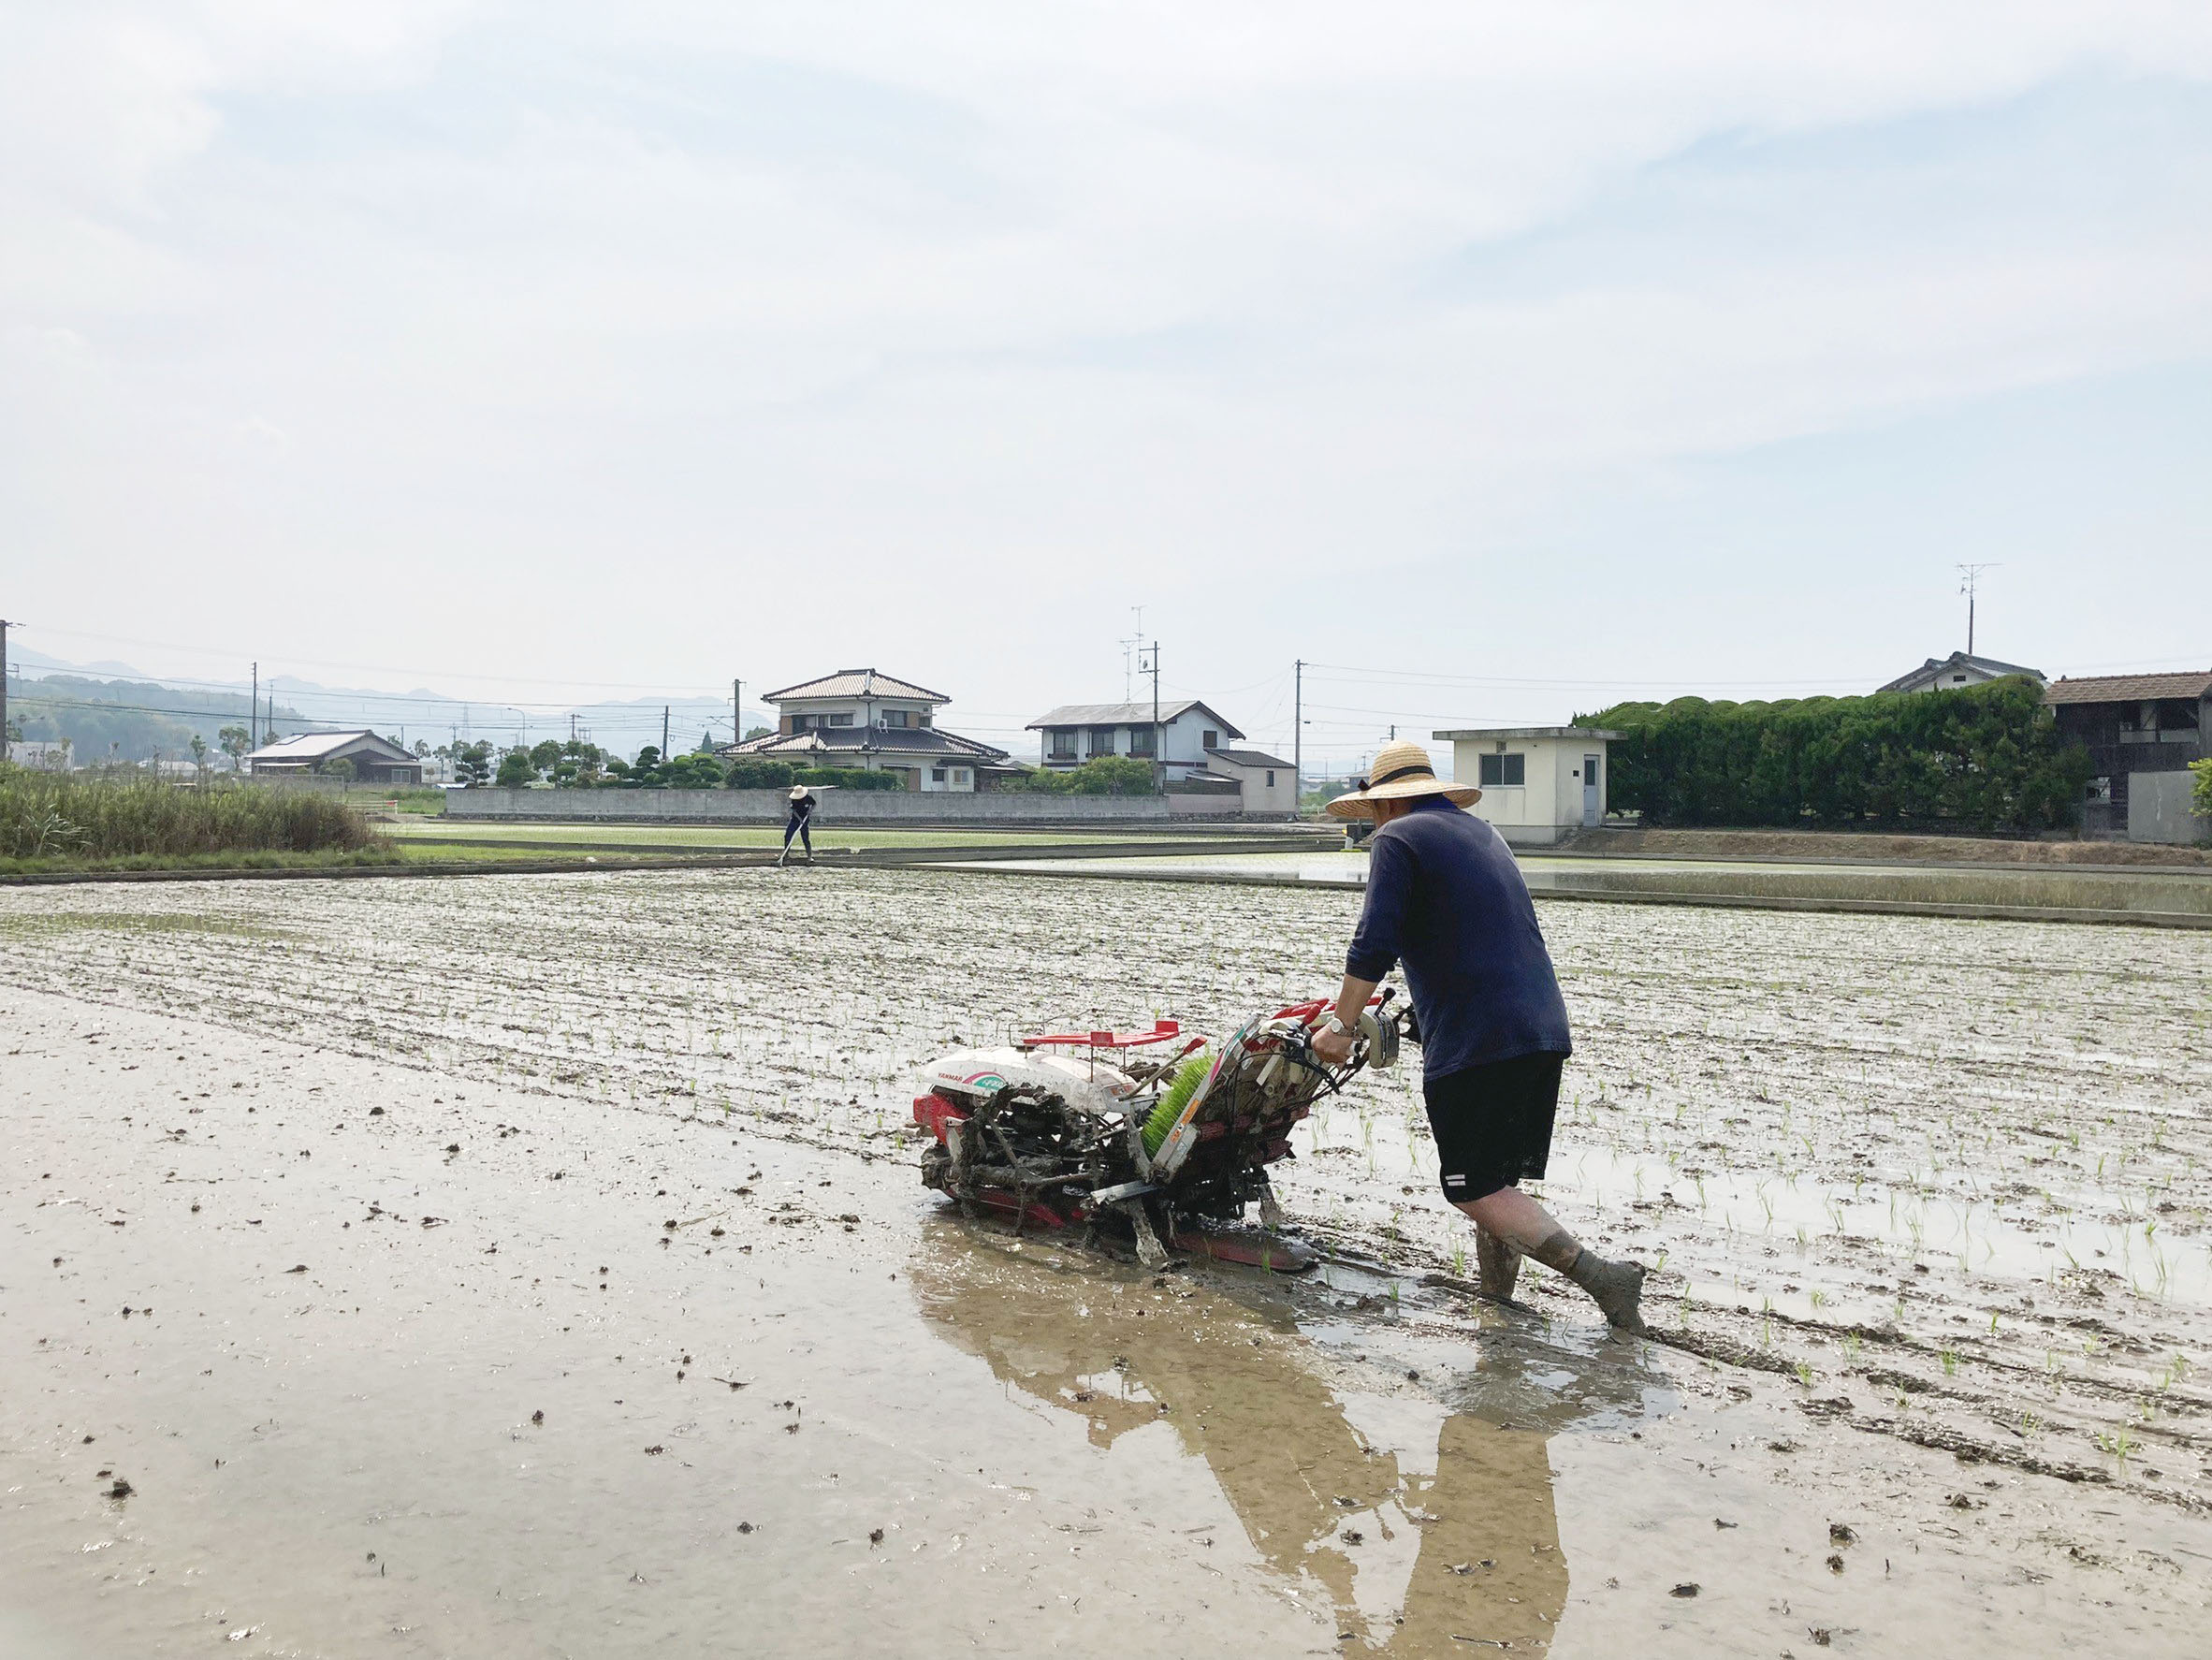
(2, 871, 2209, 1653)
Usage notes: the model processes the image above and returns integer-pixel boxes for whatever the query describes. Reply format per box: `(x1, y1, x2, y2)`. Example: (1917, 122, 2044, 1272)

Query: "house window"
(1128, 727, 1157, 756)
(1049, 730, 1078, 760)
(2087, 777, 2112, 804)
(825, 712, 854, 727)
(1087, 727, 1115, 756)
(1265, 770, 1275, 787)
(792, 714, 817, 731)
(953, 768, 969, 786)
(931, 766, 946, 782)
(1201, 730, 1219, 750)
(885, 710, 910, 728)
(1477, 753, 1526, 788)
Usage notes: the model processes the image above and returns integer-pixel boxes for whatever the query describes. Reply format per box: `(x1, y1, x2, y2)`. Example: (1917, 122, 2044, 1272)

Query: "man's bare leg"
(1456, 1185, 1646, 1332)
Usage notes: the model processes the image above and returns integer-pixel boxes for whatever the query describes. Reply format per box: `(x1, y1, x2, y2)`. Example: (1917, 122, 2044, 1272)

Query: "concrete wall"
(2128, 769, 2211, 845)
(448, 787, 1183, 824)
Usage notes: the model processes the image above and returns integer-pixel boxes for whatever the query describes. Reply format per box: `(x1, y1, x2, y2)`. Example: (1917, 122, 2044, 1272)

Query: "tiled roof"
(1027, 700, 1244, 738)
(720, 726, 1009, 764)
(245, 729, 413, 763)
(2044, 671, 2212, 705)
(1876, 652, 2045, 693)
(1205, 748, 1292, 769)
(764, 668, 947, 704)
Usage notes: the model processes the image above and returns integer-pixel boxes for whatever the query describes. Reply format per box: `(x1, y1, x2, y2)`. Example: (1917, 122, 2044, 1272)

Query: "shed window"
(1477, 753, 1526, 788)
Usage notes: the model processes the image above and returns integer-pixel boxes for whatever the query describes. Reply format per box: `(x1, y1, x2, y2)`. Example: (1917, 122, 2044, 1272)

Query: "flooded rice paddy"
(955, 849, 2212, 924)
(2, 866, 2207, 1653)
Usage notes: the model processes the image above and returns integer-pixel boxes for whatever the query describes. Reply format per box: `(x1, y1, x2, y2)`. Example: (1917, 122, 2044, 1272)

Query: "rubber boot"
(1566, 1249, 1649, 1333)
(1475, 1225, 1520, 1304)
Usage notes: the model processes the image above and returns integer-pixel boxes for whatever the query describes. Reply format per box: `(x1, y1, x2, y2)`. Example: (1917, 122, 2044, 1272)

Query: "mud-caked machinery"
(911, 994, 1407, 1270)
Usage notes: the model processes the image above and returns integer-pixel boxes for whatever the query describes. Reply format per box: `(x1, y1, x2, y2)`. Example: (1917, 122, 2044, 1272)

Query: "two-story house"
(1025, 698, 1297, 814)
(1026, 699, 1245, 783)
(2045, 670, 2210, 843)
(720, 668, 1010, 793)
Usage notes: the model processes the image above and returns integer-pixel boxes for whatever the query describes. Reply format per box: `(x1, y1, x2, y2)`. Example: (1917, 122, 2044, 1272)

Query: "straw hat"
(1325, 739, 1479, 819)
(789, 785, 812, 802)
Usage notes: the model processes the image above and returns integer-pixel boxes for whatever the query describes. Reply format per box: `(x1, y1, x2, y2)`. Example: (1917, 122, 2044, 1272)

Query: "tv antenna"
(1957, 563, 1999, 657)
(1121, 605, 1147, 700)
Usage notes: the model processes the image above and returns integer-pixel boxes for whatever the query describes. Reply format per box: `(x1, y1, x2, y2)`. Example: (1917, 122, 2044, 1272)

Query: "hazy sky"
(6, 2, 2210, 767)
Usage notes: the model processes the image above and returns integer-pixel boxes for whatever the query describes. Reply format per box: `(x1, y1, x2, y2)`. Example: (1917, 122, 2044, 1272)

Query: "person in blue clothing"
(1311, 741, 1646, 1332)
(778, 784, 816, 866)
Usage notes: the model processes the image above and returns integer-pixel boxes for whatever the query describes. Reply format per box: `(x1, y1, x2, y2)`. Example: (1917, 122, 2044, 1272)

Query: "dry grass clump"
(0, 771, 388, 865)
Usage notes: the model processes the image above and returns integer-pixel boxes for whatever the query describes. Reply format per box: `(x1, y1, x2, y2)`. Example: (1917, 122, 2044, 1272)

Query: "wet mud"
(2, 870, 2209, 1653)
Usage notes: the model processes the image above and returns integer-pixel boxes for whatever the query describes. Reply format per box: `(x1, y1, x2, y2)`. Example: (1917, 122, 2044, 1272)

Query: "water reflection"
(911, 1221, 1654, 1653)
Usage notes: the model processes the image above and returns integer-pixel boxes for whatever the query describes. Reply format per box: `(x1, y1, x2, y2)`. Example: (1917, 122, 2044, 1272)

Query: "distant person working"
(1309, 741, 1647, 1332)
(779, 784, 816, 866)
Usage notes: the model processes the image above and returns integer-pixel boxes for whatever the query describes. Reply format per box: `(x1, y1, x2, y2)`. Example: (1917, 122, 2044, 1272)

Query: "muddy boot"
(1475, 1225, 1520, 1304)
(1566, 1249, 1648, 1333)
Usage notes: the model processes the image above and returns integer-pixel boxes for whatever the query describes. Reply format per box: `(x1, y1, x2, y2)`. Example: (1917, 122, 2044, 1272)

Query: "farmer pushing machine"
(909, 738, 1647, 1334)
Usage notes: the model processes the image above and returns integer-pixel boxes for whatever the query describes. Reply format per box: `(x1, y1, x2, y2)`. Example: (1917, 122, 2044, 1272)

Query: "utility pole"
(732, 677, 742, 748)
(0, 618, 10, 763)
(250, 662, 258, 750)
(1140, 640, 1161, 794)
(1292, 658, 1302, 814)
(1957, 563, 1998, 657)
(662, 705, 670, 760)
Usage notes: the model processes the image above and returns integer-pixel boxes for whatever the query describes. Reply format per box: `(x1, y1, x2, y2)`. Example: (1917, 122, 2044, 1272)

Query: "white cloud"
(3, 3, 2210, 751)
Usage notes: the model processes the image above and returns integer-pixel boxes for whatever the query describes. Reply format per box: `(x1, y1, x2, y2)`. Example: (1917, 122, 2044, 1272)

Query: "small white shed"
(1433, 726, 1622, 847)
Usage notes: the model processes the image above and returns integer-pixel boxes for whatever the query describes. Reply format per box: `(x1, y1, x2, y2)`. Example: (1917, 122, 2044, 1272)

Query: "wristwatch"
(1321, 1013, 1355, 1039)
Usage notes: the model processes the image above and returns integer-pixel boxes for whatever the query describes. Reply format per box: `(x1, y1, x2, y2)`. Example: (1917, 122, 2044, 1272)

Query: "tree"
(2191, 757, 2211, 822)
(495, 748, 538, 789)
(189, 734, 209, 778)
(743, 724, 773, 741)
(218, 724, 253, 770)
(528, 738, 563, 775)
(319, 757, 356, 782)
(999, 756, 1159, 795)
(453, 741, 493, 787)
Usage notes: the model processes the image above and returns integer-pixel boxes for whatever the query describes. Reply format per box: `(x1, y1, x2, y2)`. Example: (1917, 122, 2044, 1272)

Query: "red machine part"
(911, 1092, 967, 1143)
(1019, 1018, 1183, 1051)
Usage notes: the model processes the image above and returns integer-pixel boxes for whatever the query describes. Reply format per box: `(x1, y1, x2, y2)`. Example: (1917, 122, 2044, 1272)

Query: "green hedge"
(996, 757, 1159, 795)
(1580, 677, 2088, 834)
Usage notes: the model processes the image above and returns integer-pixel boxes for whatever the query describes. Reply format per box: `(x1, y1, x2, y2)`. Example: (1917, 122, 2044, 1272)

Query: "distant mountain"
(9, 674, 300, 764)
(7, 648, 766, 764)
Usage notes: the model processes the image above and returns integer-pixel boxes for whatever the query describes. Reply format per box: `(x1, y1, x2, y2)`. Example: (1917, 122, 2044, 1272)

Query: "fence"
(447, 788, 1207, 824)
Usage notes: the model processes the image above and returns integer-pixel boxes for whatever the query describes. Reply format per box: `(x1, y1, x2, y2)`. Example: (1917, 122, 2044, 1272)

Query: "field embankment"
(1564, 825, 2212, 868)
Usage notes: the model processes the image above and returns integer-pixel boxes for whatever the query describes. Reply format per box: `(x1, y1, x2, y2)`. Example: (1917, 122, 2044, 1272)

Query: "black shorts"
(1422, 1052, 1565, 1203)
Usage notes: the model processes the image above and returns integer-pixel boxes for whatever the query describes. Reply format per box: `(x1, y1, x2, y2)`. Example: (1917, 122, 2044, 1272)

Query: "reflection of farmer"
(1312, 740, 1647, 1332)
(908, 1227, 1579, 1651)
(777, 784, 815, 866)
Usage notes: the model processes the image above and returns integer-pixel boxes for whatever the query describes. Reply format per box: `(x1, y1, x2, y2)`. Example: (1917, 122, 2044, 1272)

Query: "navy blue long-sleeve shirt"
(1345, 798, 1571, 1081)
